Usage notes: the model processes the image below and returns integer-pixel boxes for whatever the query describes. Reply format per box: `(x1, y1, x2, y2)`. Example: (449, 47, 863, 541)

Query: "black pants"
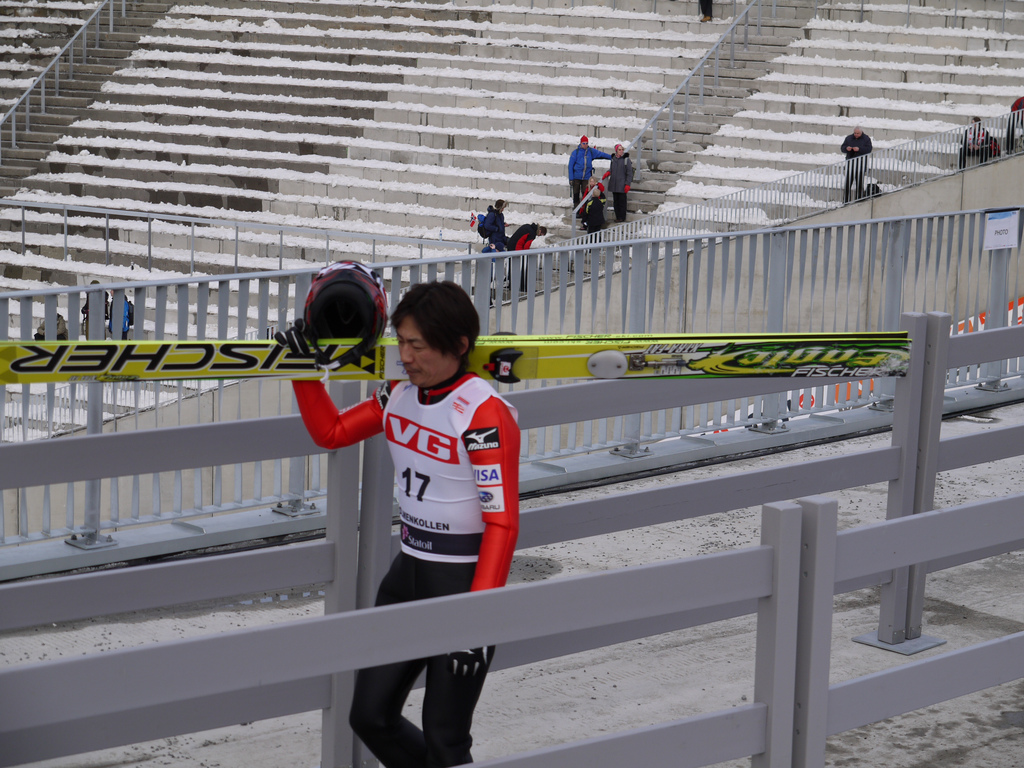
(699, 0, 712, 16)
(570, 179, 587, 215)
(612, 192, 628, 222)
(843, 159, 866, 203)
(958, 145, 991, 169)
(349, 553, 492, 768)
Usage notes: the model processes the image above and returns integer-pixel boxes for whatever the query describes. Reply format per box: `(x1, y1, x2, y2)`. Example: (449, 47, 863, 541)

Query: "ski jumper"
(293, 372, 520, 768)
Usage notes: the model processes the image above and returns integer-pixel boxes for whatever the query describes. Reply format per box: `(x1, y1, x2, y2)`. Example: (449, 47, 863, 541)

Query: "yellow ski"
(0, 333, 911, 385)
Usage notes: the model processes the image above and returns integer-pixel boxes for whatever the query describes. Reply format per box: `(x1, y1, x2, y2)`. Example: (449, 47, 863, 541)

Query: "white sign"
(983, 209, 1020, 251)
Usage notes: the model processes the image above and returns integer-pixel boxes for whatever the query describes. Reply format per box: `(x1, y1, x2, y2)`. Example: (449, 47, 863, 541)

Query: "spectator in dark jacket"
(602, 143, 634, 223)
(482, 200, 508, 252)
(840, 126, 872, 203)
(959, 117, 994, 169)
(568, 136, 611, 214)
(582, 181, 606, 235)
(1006, 98, 1023, 155)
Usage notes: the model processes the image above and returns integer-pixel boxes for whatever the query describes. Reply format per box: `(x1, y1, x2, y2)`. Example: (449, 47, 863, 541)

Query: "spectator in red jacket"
(505, 223, 547, 293)
(506, 223, 547, 252)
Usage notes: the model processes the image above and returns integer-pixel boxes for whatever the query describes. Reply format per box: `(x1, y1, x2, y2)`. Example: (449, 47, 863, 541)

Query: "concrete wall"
(800, 155, 1024, 229)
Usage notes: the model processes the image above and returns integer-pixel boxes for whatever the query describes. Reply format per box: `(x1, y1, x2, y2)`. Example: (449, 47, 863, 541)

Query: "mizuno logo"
(463, 428, 500, 451)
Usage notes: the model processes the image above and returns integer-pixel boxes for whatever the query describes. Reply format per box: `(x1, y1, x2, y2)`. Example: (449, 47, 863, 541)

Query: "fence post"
(871, 220, 910, 407)
(752, 501, 802, 768)
(612, 243, 649, 457)
(750, 232, 788, 432)
(278, 273, 315, 517)
(67, 289, 117, 551)
(860, 313, 945, 652)
(320, 381, 365, 768)
(978, 242, 1012, 389)
(790, 495, 838, 768)
(902, 312, 951, 642)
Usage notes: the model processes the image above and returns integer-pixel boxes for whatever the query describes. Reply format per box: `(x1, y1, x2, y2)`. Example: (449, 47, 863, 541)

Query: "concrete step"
(107, 65, 675, 104)
(772, 55, 1024, 88)
(787, 39, 1024, 69)
(741, 91, 1005, 122)
(124, 45, 712, 87)
(722, 109, 963, 139)
(818, 6, 1024, 35)
(803, 18, 1024, 52)
(754, 73, 1020, 107)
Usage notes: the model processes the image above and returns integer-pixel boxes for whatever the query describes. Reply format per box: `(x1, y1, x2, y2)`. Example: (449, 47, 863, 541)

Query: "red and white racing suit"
(293, 372, 519, 768)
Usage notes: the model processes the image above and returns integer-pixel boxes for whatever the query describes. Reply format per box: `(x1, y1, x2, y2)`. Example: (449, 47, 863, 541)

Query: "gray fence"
(0, 199, 470, 272)
(2, 206, 1023, 556)
(0, 313, 1022, 768)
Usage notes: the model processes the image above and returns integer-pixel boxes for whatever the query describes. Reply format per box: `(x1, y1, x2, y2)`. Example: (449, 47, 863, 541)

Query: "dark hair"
(391, 281, 479, 368)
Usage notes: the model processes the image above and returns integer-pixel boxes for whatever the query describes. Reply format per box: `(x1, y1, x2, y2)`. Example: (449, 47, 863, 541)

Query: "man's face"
(580, 140, 588, 147)
(396, 317, 466, 389)
(853, 129, 862, 138)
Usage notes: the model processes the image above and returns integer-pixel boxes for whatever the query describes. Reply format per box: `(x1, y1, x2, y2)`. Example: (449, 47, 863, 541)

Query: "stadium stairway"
(0, 0, 97, 117)
(0, 0, 813, 282)
(658, 0, 1024, 210)
(0, 0, 177, 195)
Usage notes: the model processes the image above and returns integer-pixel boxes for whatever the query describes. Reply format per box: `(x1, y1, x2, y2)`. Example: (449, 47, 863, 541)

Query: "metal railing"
(622, 0, 777, 182)
(577, 111, 1024, 245)
(0, 200, 472, 274)
(2, 206, 1023, 548)
(0, 0, 130, 167)
(565, 0, 778, 241)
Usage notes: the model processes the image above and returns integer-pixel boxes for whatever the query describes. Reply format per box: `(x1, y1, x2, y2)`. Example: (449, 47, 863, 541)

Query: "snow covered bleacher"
(659, 0, 1024, 209)
(1, 0, 741, 277)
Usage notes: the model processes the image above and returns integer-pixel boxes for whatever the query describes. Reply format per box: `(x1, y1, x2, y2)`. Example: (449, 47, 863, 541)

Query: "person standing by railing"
(840, 126, 872, 204)
(276, 265, 520, 768)
(568, 136, 611, 217)
(1005, 98, 1023, 155)
(601, 143, 634, 223)
(959, 117, 1002, 170)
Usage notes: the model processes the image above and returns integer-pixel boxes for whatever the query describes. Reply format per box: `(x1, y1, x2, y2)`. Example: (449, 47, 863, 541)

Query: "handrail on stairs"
(0, 0, 133, 167)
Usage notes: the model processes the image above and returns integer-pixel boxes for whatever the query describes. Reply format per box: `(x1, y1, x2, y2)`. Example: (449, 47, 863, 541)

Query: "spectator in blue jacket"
(109, 296, 132, 340)
(568, 136, 611, 215)
(482, 200, 508, 252)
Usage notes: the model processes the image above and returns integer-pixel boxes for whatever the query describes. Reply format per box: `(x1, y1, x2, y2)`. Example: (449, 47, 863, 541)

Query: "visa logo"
(474, 465, 502, 485)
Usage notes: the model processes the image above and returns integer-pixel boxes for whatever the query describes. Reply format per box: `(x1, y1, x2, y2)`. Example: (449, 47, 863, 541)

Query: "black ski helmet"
(303, 261, 388, 364)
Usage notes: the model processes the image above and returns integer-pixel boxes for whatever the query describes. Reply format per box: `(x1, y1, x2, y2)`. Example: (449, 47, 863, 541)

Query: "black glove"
(274, 318, 312, 357)
(446, 646, 492, 677)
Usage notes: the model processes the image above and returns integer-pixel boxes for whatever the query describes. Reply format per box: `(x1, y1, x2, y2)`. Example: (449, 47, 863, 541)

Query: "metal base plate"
(65, 533, 118, 551)
(852, 632, 947, 656)
(272, 500, 320, 518)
